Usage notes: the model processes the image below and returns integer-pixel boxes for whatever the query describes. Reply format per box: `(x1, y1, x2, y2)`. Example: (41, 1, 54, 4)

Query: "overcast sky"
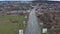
(0, 0, 34, 1)
(0, 0, 60, 1)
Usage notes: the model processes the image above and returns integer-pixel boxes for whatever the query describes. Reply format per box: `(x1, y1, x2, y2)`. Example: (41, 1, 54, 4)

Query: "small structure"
(27, 10, 31, 13)
(23, 21, 27, 27)
(24, 16, 27, 19)
(40, 23, 43, 25)
(19, 29, 23, 34)
(42, 28, 47, 33)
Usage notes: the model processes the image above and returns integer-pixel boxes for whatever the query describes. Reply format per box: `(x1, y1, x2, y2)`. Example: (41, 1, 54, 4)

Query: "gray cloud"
(0, 0, 60, 1)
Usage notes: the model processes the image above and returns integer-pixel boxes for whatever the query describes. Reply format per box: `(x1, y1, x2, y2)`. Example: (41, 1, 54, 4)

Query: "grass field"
(0, 15, 24, 34)
(0, 14, 60, 34)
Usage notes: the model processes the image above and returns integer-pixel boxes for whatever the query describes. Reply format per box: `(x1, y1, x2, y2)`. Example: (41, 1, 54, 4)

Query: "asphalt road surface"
(26, 8, 40, 34)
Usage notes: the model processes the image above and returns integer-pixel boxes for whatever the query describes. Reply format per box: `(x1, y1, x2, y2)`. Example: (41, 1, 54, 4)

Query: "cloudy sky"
(0, 0, 34, 1)
(0, 0, 60, 1)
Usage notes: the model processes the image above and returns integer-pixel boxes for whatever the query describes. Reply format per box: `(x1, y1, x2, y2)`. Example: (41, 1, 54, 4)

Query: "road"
(26, 8, 40, 34)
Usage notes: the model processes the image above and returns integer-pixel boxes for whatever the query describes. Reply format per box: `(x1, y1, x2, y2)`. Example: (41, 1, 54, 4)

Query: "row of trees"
(37, 11, 60, 28)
